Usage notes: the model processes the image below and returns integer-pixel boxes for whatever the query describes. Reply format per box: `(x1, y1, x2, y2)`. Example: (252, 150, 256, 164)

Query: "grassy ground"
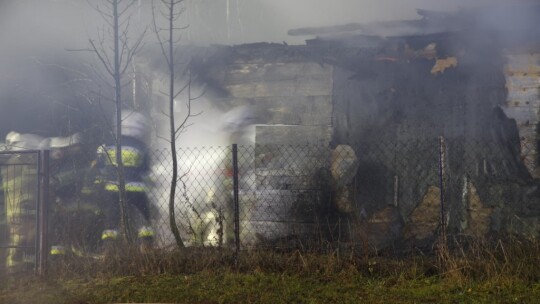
(2, 239, 540, 303)
(1, 271, 539, 303)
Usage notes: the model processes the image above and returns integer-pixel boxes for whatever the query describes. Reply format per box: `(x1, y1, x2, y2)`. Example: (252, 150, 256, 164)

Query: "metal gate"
(0, 150, 49, 277)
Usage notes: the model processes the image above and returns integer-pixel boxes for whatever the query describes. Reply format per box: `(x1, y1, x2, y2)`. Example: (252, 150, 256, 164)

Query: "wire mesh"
(2, 136, 528, 261)
(148, 145, 332, 250)
(144, 138, 534, 251)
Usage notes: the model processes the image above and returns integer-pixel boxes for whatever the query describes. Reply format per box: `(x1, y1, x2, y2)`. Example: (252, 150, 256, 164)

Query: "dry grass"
(3, 236, 540, 303)
(47, 235, 540, 283)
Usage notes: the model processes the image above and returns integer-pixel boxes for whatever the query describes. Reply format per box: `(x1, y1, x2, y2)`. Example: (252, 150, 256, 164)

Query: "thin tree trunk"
(168, 0, 184, 248)
(113, 0, 130, 243)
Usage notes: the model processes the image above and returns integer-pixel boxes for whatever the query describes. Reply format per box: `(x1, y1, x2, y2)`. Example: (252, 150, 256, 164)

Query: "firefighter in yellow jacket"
(2, 132, 43, 273)
(95, 110, 155, 251)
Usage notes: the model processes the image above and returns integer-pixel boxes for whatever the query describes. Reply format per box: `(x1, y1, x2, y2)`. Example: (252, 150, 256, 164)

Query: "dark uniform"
(48, 140, 104, 257)
(96, 135, 154, 247)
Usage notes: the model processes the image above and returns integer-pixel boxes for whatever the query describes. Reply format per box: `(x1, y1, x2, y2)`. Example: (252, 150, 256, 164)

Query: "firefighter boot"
(138, 226, 154, 254)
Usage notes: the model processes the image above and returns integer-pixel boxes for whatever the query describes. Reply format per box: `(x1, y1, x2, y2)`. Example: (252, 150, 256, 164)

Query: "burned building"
(3, 2, 540, 255)
(167, 4, 540, 248)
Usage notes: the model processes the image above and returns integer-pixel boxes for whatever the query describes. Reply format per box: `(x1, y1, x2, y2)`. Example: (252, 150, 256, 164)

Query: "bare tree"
(85, 0, 146, 243)
(152, 0, 205, 248)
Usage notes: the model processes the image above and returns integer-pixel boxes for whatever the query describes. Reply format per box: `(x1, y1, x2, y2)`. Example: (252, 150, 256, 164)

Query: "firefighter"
(42, 133, 104, 258)
(2, 132, 43, 273)
(95, 110, 155, 252)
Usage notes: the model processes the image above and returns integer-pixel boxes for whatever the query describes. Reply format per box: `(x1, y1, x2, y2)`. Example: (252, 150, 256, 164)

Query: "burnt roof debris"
(142, 3, 540, 103)
(291, 3, 540, 51)
(288, 9, 457, 39)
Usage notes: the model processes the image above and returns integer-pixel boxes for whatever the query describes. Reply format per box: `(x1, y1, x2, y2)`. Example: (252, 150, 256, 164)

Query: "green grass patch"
(2, 272, 540, 303)
(2, 238, 540, 303)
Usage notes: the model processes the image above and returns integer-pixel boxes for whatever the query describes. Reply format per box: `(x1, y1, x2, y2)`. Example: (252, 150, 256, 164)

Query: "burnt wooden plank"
(258, 95, 332, 126)
(206, 62, 333, 85)
(225, 79, 332, 98)
(213, 95, 332, 126)
(222, 62, 333, 85)
(255, 125, 332, 146)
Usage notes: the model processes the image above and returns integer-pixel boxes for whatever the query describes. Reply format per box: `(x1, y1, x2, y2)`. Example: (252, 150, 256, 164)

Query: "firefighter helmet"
(6, 131, 44, 150)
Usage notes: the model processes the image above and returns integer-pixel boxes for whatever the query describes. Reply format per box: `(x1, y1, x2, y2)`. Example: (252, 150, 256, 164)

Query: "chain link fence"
(2, 137, 535, 277)
(148, 144, 332, 250)
(156, 136, 539, 252)
(147, 137, 534, 252)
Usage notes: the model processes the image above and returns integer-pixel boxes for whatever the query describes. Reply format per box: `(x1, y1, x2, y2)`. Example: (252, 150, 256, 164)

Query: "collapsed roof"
(289, 4, 540, 50)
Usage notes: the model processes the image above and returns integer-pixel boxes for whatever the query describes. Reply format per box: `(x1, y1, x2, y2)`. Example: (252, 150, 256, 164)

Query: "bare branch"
(174, 110, 199, 135)
(88, 39, 115, 77)
(86, 62, 115, 88)
(159, 109, 170, 117)
(172, 35, 183, 45)
(31, 57, 90, 78)
(97, 27, 115, 71)
(120, 27, 147, 75)
(173, 81, 190, 99)
(118, 25, 130, 67)
(155, 134, 171, 143)
(175, 123, 194, 139)
(87, 1, 114, 24)
(119, 15, 132, 28)
(118, 0, 137, 16)
(190, 87, 207, 101)
(152, 1, 171, 68)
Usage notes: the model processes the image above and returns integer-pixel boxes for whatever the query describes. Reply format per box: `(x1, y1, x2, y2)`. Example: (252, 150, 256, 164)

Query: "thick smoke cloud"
(0, 0, 514, 140)
(182, 0, 497, 44)
(0, 1, 101, 138)
(0, 0, 511, 53)
(264, 0, 479, 41)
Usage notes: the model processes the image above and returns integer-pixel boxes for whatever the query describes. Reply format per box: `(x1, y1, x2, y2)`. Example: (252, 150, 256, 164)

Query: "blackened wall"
(331, 42, 536, 239)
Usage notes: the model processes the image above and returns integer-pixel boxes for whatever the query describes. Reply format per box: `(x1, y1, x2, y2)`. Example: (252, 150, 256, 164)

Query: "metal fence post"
(438, 136, 447, 242)
(232, 144, 240, 256)
(37, 150, 49, 276)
